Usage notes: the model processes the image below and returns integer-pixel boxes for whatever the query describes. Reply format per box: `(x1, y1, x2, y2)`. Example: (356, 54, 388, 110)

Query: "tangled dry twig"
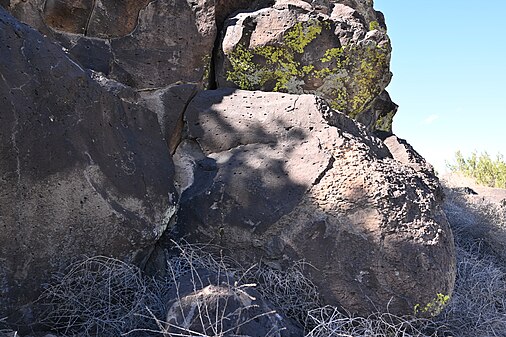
(37, 256, 149, 336)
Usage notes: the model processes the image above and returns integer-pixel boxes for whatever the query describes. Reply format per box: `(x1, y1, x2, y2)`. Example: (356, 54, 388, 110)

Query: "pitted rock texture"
(335, 0, 386, 26)
(0, 8, 177, 317)
(176, 88, 455, 316)
(215, 0, 393, 129)
(4, 0, 217, 89)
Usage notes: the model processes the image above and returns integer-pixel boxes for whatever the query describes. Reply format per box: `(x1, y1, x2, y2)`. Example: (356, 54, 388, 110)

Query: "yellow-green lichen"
(284, 20, 326, 53)
(414, 293, 450, 317)
(369, 20, 380, 31)
(320, 47, 344, 63)
(225, 18, 389, 119)
(226, 45, 262, 90)
(201, 54, 212, 89)
(375, 110, 395, 132)
(226, 19, 325, 92)
(314, 44, 389, 116)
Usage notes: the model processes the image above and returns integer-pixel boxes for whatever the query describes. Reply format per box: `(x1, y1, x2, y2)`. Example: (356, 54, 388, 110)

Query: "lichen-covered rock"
(215, 0, 393, 129)
(358, 90, 397, 132)
(3, 0, 216, 89)
(175, 88, 455, 316)
(0, 8, 177, 318)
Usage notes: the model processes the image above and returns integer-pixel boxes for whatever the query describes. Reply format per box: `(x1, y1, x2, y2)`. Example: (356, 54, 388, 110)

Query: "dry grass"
(128, 242, 284, 337)
(36, 243, 288, 337)
(433, 245, 506, 337)
(435, 186, 506, 337)
(0, 316, 18, 337)
(240, 261, 321, 326)
(26, 189, 506, 337)
(305, 306, 443, 337)
(36, 256, 152, 336)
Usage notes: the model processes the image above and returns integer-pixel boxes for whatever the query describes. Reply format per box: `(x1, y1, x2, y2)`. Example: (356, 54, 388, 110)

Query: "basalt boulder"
(165, 268, 300, 337)
(3, 0, 217, 89)
(175, 88, 456, 316)
(215, 0, 394, 130)
(0, 8, 177, 319)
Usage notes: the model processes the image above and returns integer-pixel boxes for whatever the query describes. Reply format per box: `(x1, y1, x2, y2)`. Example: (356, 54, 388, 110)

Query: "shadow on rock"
(169, 88, 456, 317)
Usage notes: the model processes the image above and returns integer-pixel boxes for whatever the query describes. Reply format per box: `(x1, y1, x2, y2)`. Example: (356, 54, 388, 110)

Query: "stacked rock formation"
(0, 0, 455, 329)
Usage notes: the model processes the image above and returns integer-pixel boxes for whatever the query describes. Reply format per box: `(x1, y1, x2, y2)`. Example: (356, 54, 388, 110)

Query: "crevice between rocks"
(83, 0, 97, 37)
(171, 87, 199, 155)
(208, 20, 221, 89)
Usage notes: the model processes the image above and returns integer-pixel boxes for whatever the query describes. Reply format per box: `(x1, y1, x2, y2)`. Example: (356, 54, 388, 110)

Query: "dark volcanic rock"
(109, 0, 216, 89)
(165, 268, 300, 337)
(83, 0, 153, 38)
(0, 8, 177, 318)
(215, 0, 393, 129)
(215, 0, 274, 29)
(357, 90, 398, 132)
(140, 84, 199, 154)
(4, 0, 217, 89)
(175, 88, 455, 316)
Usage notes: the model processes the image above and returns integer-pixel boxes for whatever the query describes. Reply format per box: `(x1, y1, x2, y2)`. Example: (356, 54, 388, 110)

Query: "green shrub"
(447, 151, 506, 188)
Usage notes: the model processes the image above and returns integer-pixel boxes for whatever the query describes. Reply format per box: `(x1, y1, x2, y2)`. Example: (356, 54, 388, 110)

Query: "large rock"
(0, 8, 177, 318)
(3, 0, 217, 89)
(215, 0, 393, 129)
(175, 88, 455, 316)
(165, 268, 300, 337)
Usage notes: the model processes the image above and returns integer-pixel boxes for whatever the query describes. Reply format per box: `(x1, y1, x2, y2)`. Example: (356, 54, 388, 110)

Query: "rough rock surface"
(358, 90, 398, 132)
(215, 0, 269, 29)
(165, 268, 300, 337)
(3, 0, 216, 89)
(0, 0, 456, 326)
(0, 8, 177, 317)
(176, 88, 455, 316)
(140, 84, 199, 154)
(216, 0, 393, 129)
(378, 132, 442, 195)
(336, 0, 387, 25)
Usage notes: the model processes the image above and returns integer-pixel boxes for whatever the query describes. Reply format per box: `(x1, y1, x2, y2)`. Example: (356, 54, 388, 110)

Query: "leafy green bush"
(447, 151, 506, 188)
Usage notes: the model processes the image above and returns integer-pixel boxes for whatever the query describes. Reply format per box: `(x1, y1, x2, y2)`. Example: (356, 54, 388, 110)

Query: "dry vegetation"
(447, 151, 506, 189)
(2, 185, 505, 337)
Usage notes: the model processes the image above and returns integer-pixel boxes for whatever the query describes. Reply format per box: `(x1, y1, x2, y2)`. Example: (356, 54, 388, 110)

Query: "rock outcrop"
(2, 0, 397, 130)
(0, 8, 177, 317)
(175, 88, 455, 316)
(3, 0, 217, 89)
(215, 0, 394, 129)
(0, 0, 457, 329)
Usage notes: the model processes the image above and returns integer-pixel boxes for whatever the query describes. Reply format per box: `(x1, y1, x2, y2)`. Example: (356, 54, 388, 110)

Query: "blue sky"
(374, 0, 506, 173)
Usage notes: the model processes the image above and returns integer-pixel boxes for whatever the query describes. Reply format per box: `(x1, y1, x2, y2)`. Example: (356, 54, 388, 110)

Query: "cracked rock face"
(0, 8, 177, 318)
(176, 88, 455, 316)
(3, 0, 217, 89)
(215, 0, 394, 129)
